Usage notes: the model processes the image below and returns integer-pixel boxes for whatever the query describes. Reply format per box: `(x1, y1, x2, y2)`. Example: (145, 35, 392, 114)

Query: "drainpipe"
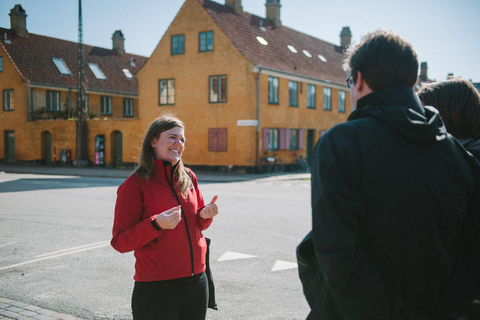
(256, 67, 262, 171)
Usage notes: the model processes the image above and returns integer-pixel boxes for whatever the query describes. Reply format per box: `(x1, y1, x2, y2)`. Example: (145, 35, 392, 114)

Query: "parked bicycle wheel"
(289, 160, 300, 172)
(259, 159, 272, 174)
(272, 159, 284, 173)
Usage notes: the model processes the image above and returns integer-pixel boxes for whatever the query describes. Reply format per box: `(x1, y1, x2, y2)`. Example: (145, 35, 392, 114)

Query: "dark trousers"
(132, 272, 208, 320)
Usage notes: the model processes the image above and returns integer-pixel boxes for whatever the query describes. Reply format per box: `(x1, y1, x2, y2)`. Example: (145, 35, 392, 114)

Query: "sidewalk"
(0, 297, 81, 320)
(0, 163, 310, 183)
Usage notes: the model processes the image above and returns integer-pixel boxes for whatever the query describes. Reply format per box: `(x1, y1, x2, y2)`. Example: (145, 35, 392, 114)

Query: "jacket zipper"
(165, 163, 195, 276)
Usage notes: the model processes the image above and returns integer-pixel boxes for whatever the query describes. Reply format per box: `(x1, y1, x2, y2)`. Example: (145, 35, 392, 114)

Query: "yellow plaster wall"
(138, 0, 258, 167)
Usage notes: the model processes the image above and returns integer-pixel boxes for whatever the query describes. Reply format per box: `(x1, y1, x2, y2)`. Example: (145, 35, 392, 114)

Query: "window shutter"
(218, 128, 227, 151)
(279, 128, 287, 150)
(263, 128, 270, 151)
(208, 129, 218, 151)
(298, 129, 304, 149)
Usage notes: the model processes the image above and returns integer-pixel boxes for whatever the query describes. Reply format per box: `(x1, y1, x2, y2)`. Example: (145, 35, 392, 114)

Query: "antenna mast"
(75, 0, 88, 166)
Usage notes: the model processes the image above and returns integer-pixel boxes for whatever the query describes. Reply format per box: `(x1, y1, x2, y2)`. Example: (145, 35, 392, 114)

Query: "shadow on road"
(0, 177, 122, 193)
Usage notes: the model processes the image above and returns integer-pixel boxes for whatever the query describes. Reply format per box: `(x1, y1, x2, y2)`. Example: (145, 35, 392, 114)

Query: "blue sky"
(1, 0, 479, 82)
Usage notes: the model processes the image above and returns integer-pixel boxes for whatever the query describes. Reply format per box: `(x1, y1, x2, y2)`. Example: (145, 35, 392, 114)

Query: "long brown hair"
(135, 114, 191, 198)
(418, 78, 480, 140)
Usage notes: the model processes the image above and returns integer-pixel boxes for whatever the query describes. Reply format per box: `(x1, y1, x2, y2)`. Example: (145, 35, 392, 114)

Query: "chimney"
(225, 0, 243, 15)
(340, 27, 352, 47)
(112, 30, 125, 56)
(419, 62, 428, 81)
(266, 0, 281, 27)
(9, 4, 28, 38)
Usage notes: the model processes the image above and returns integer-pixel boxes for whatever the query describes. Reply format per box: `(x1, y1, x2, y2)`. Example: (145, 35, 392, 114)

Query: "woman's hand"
(199, 196, 219, 219)
(154, 205, 182, 229)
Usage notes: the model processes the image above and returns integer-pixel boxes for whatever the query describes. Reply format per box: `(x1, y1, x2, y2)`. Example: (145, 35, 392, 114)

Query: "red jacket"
(111, 160, 212, 281)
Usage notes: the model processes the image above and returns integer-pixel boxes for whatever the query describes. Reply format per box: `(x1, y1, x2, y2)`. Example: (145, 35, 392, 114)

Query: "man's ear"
(356, 71, 364, 91)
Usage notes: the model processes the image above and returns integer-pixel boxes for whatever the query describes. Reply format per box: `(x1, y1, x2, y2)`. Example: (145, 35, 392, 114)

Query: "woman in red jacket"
(111, 114, 218, 320)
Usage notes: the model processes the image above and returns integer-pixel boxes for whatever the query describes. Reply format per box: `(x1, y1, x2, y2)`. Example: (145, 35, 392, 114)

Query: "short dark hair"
(343, 29, 419, 90)
(418, 78, 480, 140)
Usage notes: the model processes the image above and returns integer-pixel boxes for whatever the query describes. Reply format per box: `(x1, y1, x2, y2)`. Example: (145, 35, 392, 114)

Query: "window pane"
(268, 77, 279, 104)
(289, 81, 298, 107)
(88, 63, 106, 80)
(307, 84, 316, 109)
(220, 76, 227, 101)
(0, 57, 3, 72)
(339, 90, 345, 113)
(269, 128, 278, 150)
(290, 129, 298, 150)
(52, 57, 71, 76)
(3, 90, 14, 110)
(168, 80, 175, 104)
(210, 77, 218, 102)
(207, 32, 213, 50)
(324, 87, 331, 110)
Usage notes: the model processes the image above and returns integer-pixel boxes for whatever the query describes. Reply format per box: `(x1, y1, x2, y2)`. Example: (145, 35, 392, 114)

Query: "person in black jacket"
(418, 78, 480, 319)
(418, 78, 480, 159)
(306, 30, 476, 320)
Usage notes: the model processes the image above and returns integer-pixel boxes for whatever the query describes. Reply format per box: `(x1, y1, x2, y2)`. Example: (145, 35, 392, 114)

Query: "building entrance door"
(43, 131, 52, 165)
(113, 131, 122, 167)
(4, 130, 15, 163)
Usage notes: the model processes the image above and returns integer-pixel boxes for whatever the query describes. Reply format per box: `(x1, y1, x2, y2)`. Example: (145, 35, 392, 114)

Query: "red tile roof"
(200, 0, 348, 86)
(0, 28, 148, 95)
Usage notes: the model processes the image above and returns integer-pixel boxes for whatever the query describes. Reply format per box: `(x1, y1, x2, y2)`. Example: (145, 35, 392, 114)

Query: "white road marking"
(271, 260, 298, 271)
(217, 251, 257, 261)
(0, 241, 110, 271)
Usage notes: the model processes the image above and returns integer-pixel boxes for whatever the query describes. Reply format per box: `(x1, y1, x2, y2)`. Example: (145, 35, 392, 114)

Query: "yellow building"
(1, 0, 354, 171)
(137, 0, 352, 171)
(0, 5, 147, 166)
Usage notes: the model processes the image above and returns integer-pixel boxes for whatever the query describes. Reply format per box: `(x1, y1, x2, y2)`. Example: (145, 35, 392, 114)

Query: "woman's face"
(151, 126, 185, 165)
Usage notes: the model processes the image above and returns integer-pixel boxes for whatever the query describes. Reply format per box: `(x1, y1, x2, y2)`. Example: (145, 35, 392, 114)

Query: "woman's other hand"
(155, 205, 182, 229)
(199, 196, 219, 219)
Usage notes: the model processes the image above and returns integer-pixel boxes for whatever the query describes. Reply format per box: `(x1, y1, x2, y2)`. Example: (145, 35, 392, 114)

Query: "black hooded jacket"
(309, 85, 475, 320)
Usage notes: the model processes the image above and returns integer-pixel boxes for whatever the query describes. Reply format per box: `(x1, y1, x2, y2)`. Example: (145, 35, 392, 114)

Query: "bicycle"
(259, 152, 284, 174)
(289, 153, 309, 172)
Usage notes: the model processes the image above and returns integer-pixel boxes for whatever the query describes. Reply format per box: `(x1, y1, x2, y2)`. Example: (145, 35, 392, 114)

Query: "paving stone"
(5, 306, 23, 312)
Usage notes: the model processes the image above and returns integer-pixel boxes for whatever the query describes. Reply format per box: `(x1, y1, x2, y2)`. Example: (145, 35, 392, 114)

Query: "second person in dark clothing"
(305, 30, 476, 320)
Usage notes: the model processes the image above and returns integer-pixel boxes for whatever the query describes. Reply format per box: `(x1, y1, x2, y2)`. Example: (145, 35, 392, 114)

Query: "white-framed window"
(123, 98, 133, 117)
(101, 96, 112, 115)
(46, 91, 60, 111)
(209, 75, 227, 103)
(289, 81, 298, 107)
(3, 89, 14, 111)
(268, 77, 279, 104)
(323, 87, 331, 110)
(307, 84, 316, 109)
(339, 90, 346, 113)
(159, 79, 175, 105)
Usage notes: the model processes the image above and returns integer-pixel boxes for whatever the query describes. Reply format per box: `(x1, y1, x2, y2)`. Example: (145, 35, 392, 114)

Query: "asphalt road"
(0, 172, 312, 320)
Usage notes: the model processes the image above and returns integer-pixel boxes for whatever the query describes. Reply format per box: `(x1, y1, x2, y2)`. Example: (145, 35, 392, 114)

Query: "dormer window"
(52, 57, 71, 76)
(88, 63, 107, 80)
(122, 68, 133, 79)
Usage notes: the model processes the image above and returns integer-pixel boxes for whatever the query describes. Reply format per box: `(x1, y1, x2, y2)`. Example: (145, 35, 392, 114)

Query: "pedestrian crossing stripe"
(271, 260, 298, 271)
(217, 251, 257, 261)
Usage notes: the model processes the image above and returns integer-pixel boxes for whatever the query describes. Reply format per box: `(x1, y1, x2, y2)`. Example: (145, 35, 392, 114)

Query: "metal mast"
(75, 0, 88, 166)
